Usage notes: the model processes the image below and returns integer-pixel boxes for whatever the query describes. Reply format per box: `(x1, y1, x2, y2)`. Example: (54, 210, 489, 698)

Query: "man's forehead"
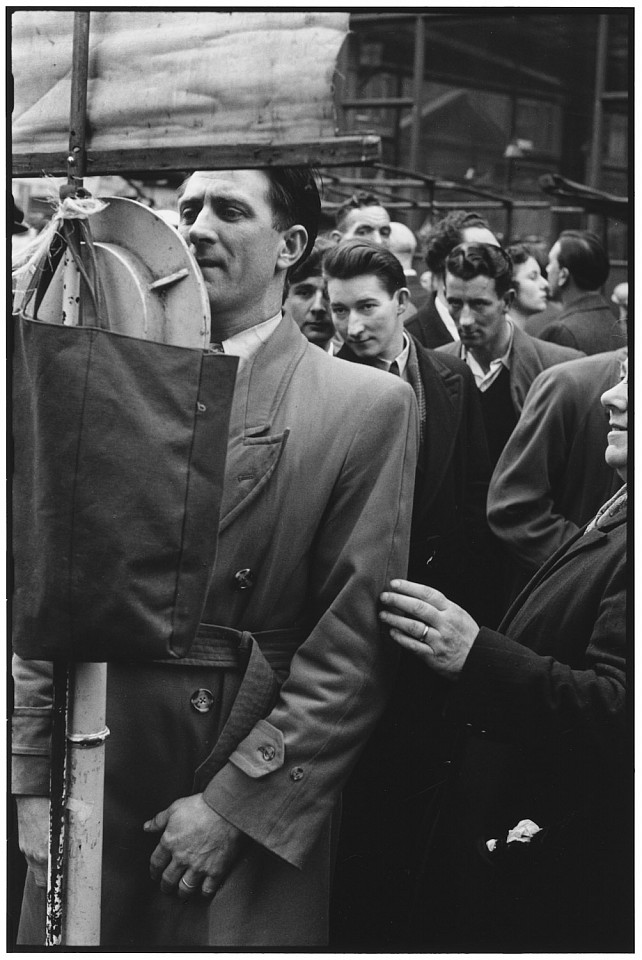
(445, 271, 499, 297)
(327, 273, 391, 297)
(343, 205, 390, 229)
(182, 169, 270, 200)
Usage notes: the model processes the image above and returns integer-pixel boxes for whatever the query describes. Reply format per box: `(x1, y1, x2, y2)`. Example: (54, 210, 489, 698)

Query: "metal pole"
(409, 14, 426, 231)
(63, 663, 109, 945)
(45, 663, 70, 946)
(587, 15, 609, 234)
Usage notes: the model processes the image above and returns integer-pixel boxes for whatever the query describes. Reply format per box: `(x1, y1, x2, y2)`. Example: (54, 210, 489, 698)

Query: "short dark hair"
(264, 167, 321, 266)
(323, 238, 406, 297)
(556, 230, 610, 290)
(335, 191, 387, 231)
(425, 210, 493, 277)
(445, 242, 514, 298)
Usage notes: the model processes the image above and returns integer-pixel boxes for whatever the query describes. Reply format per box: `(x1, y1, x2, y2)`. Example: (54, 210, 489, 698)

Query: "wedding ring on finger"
(418, 625, 434, 653)
(180, 876, 198, 890)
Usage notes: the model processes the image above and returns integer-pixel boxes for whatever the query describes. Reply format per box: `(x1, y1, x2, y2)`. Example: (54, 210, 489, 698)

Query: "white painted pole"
(63, 662, 109, 945)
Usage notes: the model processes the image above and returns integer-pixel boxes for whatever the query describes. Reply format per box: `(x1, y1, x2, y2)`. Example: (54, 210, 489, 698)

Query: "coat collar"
(559, 291, 611, 320)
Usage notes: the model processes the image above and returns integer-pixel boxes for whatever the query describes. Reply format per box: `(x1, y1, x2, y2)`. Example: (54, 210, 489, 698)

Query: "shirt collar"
(220, 311, 282, 369)
(375, 331, 411, 377)
(459, 320, 514, 392)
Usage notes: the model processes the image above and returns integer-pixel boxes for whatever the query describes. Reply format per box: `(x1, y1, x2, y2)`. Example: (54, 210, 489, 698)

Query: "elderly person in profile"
(379, 359, 630, 952)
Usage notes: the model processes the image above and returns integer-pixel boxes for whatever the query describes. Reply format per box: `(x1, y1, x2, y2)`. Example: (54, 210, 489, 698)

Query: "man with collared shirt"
(12, 169, 418, 948)
(324, 238, 499, 948)
(437, 242, 583, 468)
(406, 210, 500, 349)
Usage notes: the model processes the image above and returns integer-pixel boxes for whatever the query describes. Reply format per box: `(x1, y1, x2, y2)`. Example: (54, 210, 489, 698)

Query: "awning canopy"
(12, 10, 379, 175)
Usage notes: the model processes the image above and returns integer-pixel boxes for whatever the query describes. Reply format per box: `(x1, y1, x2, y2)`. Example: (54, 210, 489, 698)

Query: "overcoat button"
(259, 744, 276, 762)
(233, 568, 255, 590)
(190, 688, 214, 713)
(290, 766, 304, 782)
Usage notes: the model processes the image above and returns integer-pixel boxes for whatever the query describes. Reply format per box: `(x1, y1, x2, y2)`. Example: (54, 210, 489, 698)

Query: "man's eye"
(355, 226, 371, 235)
(180, 207, 197, 224)
(381, 228, 391, 238)
(220, 206, 244, 221)
(447, 300, 462, 309)
(294, 286, 314, 298)
(332, 307, 348, 318)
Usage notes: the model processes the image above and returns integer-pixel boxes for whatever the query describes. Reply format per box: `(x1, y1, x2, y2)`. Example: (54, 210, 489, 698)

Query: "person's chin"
(347, 340, 376, 357)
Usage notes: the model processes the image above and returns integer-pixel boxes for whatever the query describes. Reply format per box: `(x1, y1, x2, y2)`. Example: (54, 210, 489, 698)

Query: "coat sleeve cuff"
(202, 761, 313, 870)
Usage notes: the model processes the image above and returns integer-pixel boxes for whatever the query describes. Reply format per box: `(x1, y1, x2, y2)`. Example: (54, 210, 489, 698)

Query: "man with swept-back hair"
(324, 238, 498, 947)
(406, 209, 499, 349)
(540, 229, 626, 354)
(438, 242, 583, 467)
(12, 167, 418, 948)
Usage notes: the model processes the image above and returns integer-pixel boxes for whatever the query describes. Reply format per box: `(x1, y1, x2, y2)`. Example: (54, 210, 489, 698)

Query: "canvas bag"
(12, 311, 238, 662)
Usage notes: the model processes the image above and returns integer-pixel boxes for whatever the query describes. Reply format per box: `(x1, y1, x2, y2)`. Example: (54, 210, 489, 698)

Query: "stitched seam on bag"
(68, 328, 96, 657)
(168, 356, 202, 653)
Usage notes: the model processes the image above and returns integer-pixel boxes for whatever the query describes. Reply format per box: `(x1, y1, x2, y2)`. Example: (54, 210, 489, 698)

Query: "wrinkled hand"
(16, 795, 50, 888)
(144, 793, 246, 900)
(380, 579, 479, 679)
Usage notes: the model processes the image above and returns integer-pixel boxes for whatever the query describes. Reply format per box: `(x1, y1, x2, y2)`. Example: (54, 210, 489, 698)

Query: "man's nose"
(310, 290, 328, 316)
(459, 304, 475, 325)
(347, 311, 365, 337)
(187, 209, 218, 246)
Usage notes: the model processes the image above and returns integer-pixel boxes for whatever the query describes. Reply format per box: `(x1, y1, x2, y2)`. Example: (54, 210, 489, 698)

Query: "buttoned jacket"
(437, 323, 583, 414)
(12, 316, 419, 945)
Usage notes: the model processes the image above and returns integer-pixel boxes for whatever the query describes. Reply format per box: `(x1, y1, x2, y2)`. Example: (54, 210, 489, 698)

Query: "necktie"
(209, 341, 225, 354)
(388, 360, 400, 376)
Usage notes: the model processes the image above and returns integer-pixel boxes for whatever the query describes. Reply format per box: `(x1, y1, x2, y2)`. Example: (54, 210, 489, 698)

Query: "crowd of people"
(12, 171, 630, 950)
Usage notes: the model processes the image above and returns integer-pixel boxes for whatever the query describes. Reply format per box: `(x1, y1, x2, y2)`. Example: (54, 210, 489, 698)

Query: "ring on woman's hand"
(419, 625, 430, 643)
(180, 876, 198, 889)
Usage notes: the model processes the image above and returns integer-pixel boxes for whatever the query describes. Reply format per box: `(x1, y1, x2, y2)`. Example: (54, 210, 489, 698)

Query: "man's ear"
(503, 288, 515, 311)
(396, 287, 410, 312)
(558, 266, 570, 288)
(277, 226, 308, 271)
(330, 229, 343, 244)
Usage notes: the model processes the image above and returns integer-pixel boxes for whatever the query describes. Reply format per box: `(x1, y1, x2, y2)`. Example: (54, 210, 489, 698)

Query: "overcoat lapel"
(219, 317, 307, 531)
(414, 348, 462, 512)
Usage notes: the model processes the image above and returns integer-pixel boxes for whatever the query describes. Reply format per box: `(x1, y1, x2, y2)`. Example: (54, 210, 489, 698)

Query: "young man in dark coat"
(323, 238, 499, 947)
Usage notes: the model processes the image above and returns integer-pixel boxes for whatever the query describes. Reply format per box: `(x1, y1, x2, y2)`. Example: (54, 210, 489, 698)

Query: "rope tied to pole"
(12, 191, 110, 327)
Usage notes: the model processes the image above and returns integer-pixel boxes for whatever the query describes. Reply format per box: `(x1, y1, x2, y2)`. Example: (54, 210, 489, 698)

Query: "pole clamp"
(66, 725, 111, 748)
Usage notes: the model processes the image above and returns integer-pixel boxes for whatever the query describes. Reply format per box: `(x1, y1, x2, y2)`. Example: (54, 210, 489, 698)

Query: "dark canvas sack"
(12, 313, 238, 661)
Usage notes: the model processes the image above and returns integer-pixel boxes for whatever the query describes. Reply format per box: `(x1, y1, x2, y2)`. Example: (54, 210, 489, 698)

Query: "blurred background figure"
(331, 191, 391, 246)
(506, 242, 550, 330)
(611, 281, 628, 325)
(388, 221, 428, 318)
(540, 229, 626, 354)
(283, 237, 336, 353)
